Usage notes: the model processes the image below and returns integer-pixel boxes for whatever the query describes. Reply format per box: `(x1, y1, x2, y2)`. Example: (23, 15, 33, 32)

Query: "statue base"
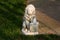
(22, 28, 39, 35)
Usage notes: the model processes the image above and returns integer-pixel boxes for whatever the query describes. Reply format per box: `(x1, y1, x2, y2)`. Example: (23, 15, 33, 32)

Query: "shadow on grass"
(0, 32, 60, 40)
(19, 34, 60, 40)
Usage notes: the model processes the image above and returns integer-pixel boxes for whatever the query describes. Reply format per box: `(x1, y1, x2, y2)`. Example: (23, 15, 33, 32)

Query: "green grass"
(0, 0, 25, 40)
(0, 0, 60, 40)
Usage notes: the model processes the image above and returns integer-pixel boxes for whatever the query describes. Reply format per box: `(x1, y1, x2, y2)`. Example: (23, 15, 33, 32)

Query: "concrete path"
(27, 0, 60, 35)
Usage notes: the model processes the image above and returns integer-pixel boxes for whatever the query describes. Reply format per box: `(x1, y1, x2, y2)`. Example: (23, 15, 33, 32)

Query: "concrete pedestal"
(22, 28, 39, 35)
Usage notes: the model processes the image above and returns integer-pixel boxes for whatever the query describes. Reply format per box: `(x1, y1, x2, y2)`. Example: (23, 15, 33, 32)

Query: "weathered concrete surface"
(28, 0, 60, 22)
(36, 10, 60, 34)
(27, 0, 60, 35)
